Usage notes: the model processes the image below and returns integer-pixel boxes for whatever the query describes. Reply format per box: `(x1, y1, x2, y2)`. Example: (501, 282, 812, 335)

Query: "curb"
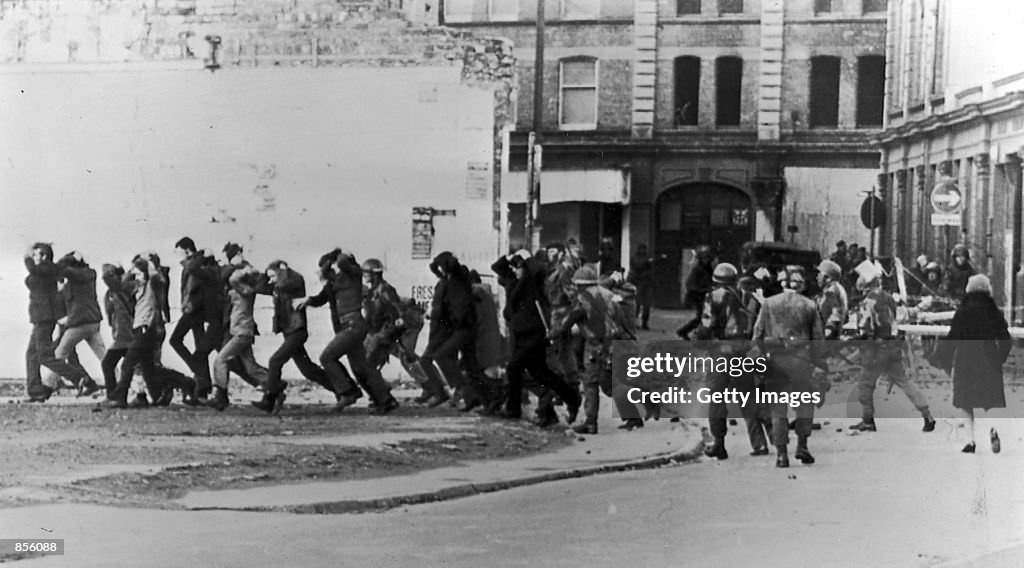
(190, 437, 707, 515)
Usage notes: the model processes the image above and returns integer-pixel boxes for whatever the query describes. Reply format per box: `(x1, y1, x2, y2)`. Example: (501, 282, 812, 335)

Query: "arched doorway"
(654, 183, 753, 307)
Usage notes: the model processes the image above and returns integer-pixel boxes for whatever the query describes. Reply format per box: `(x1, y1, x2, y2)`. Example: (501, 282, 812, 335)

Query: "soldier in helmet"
(676, 245, 714, 339)
(692, 262, 762, 459)
(942, 244, 976, 301)
(849, 269, 936, 433)
(362, 258, 428, 404)
(551, 265, 617, 434)
(751, 266, 827, 468)
(299, 249, 400, 415)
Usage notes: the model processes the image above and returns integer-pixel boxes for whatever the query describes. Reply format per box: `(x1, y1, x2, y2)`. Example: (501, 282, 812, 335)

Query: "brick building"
(439, 0, 888, 306)
(875, 0, 1024, 322)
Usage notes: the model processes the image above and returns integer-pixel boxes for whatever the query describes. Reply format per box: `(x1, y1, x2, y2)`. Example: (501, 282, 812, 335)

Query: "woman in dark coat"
(934, 274, 1011, 453)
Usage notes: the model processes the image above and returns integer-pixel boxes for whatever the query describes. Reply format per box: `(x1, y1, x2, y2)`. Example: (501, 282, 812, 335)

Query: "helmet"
(924, 261, 941, 273)
(951, 244, 970, 260)
(361, 258, 385, 273)
(572, 265, 599, 285)
(696, 245, 713, 260)
(711, 263, 738, 285)
(817, 259, 842, 281)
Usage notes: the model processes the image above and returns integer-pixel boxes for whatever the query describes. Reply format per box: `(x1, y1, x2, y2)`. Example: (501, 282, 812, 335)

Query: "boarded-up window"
(863, 0, 887, 13)
(809, 56, 841, 128)
(719, 0, 743, 14)
(674, 56, 701, 126)
(715, 56, 742, 127)
(677, 0, 701, 15)
(560, 58, 598, 128)
(857, 55, 885, 127)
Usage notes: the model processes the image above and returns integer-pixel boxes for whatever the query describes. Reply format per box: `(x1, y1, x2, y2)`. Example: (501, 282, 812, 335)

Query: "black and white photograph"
(1, 0, 1023, 566)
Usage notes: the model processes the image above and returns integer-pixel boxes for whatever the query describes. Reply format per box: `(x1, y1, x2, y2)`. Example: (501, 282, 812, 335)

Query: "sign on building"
(930, 177, 962, 226)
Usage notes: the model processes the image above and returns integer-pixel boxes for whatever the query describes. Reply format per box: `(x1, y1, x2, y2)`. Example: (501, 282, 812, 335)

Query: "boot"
(250, 391, 274, 412)
(618, 418, 645, 431)
(413, 388, 432, 405)
(333, 390, 362, 413)
(922, 412, 936, 432)
(775, 446, 790, 468)
(849, 419, 876, 432)
(271, 391, 287, 416)
(750, 447, 770, 456)
(962, 442, 976, 453)
(643, 403, 661, 421)
(368, 397, 400, 416)
(572, 422, 597, 435)
(795, 437, 815, 464)
(205, 386, 229, 411)
(531, 405, 560, 428)
(153, 387, 174, 407)
(78, 378, 102, 398)
(704, 437, 728, 460)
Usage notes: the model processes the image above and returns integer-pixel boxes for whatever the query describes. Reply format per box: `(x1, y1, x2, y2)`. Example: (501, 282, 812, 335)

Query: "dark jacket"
(934, 292, 1010, 411)
(364, 279, 402, 334)
(179, 253, 209, 316)
(104, 287, 134, 349)
(683, 261, 713, 309)
(25, 258, 63, 324)
(942, 262, 976, 301)
(431, 276, 475, 332)
(256, 269, 307, 335)
(492, 255, 547, 336)
(628, 254, 655, 288)
(59, 264, 103, 328)
(307, 254, 364, 330)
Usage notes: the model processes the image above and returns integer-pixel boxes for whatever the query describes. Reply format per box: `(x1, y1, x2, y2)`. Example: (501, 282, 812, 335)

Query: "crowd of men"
(674, 239, 981, 468)
(21, 236, 978, 462)
(21, 236, 661, 435)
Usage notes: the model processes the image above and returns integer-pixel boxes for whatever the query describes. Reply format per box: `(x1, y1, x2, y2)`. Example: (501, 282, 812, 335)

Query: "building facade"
(875, 0, 1024, 322)
(440, 0, 888, 306)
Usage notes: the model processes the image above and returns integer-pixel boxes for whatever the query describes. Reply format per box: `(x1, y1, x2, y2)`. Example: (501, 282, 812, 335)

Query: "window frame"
(558, 57, 600, 131)
(862, 0, 888, 14)
(813, 0, 833, 14)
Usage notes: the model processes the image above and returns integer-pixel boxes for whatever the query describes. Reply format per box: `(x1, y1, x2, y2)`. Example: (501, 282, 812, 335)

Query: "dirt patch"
(0, 395, 571, 510)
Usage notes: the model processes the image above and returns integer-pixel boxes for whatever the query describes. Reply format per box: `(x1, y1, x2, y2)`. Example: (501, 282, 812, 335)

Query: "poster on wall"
(412, 206, 434, 260)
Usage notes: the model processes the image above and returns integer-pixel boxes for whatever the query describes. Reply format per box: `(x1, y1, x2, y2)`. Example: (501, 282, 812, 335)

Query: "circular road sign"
(930, 178, 962, 214)
(860, 195, 885, 230)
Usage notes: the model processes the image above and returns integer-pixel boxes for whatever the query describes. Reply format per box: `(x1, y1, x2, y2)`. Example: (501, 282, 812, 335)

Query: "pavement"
(172, 413, 702, 513)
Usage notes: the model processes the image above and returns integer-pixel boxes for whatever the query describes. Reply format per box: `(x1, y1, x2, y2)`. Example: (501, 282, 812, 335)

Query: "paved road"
(3, 417, 1022, 567)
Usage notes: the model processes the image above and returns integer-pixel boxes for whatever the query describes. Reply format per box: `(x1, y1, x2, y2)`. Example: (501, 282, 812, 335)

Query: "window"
(488, 0, 518, 20)
(719, 0, 742, 14)
(715, 56, 742, 126)
(863, 0, 887, 13)
(809, 56, 841, 128)
(561, 0, 598, 19)
(443, 0, 474, 22)
(856, 55, 885, 127)
(560, 58, 598, 129)
(677, 0, 701, 15)
(814, 0, 832, 13)
(674, 56, 701, 126)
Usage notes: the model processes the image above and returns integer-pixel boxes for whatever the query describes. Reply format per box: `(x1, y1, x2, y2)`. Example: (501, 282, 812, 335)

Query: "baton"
(535, 300, 552, 338)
